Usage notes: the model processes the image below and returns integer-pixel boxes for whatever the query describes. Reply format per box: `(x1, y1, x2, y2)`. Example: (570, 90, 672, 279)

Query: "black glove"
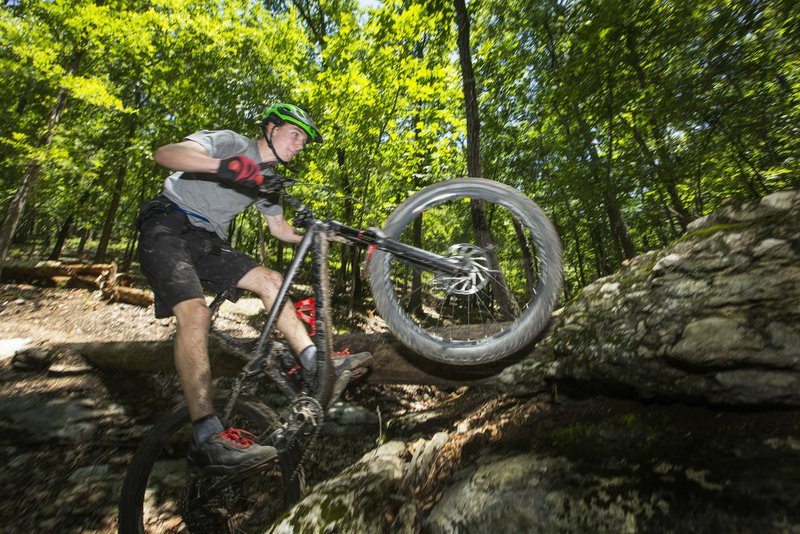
(255, 167, 293, 195)
(217, 155, 263, 187)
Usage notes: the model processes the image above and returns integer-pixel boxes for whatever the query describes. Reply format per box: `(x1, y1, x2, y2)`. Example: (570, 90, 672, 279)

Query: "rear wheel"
(118, 397, 303, 533)
(368, 177, 563, 365)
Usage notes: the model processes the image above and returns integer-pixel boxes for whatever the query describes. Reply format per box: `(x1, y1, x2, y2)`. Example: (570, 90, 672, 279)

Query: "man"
(137, 103, 371, 476)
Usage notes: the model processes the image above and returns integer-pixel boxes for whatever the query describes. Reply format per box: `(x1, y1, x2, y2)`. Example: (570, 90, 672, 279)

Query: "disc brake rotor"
(434, 244, 493, 295)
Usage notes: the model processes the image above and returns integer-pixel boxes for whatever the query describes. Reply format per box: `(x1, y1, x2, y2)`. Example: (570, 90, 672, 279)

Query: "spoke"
(390, 213, 541, 342)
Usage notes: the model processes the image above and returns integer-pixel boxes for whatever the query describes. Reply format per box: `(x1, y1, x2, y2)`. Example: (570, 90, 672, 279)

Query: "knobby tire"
(369, 177, 563, 365)
(118, 397, 302, 534)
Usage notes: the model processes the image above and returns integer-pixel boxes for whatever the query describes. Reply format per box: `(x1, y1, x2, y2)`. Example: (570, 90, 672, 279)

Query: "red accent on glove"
(217, 155, 263, 187)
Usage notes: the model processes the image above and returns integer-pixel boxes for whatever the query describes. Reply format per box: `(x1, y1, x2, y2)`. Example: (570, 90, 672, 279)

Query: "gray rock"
(0, 396, 108, 442)
(267, 440, 406, 533)
(505, 189, 800, 406)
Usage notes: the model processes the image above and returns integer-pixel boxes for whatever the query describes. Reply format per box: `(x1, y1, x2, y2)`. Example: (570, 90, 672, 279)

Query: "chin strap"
(264, 124, 299, 174)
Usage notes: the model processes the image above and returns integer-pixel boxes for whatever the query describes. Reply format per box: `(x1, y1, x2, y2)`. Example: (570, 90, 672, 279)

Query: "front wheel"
(118, 397, 303, 534)
(368, 178, 563, 365)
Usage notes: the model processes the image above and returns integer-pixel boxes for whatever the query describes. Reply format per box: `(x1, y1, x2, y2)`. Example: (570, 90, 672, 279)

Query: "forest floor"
(2, 283, 800, 532)
(0, 282, 452, 533)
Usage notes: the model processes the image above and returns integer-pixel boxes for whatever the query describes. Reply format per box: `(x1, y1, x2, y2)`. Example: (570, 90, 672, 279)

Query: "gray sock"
(298, 344, 317, 374)
(192, 414, 224, 445)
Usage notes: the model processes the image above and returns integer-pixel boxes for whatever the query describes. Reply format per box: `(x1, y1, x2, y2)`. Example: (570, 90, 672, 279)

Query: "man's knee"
(239, 266, 283, 295)
(173, 298, 212, 331)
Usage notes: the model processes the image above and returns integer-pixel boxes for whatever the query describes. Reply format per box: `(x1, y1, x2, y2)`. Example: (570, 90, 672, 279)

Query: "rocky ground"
(0, 283, 447, 533)
(2, 283, 800, 533)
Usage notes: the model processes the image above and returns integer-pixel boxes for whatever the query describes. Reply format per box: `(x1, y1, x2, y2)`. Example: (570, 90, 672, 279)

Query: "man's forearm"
(154, 143, 219, 173)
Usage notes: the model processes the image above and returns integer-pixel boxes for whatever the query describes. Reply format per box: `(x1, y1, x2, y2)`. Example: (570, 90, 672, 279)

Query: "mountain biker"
(136, 103, 372, 476)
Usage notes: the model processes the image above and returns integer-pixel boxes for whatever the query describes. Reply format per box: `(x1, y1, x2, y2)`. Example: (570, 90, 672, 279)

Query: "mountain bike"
(118, 176, 563, 533)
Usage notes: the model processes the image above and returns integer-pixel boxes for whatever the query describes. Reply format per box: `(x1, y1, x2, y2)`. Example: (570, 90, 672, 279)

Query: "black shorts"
(136, 196, 259, 318)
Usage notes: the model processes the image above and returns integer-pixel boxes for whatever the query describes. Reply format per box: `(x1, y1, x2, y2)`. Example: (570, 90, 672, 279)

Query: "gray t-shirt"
(161, 130, 282, 239)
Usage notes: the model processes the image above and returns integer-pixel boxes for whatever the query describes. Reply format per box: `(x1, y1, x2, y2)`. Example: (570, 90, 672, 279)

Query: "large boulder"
(504, 190, 800, 406)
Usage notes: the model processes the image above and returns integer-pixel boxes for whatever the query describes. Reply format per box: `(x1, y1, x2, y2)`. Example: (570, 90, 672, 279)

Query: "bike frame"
(218, 191, 467, 412)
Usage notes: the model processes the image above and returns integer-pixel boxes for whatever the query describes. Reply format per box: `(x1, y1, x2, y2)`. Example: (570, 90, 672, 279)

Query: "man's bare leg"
(237, 266, 313, 354)
(172, 298, 214, 421)
(237, 266, 373, 384)
(173, 296, 278, 474)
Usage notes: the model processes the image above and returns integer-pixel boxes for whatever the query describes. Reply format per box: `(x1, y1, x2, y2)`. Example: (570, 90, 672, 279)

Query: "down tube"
(253, 229, 315, 360)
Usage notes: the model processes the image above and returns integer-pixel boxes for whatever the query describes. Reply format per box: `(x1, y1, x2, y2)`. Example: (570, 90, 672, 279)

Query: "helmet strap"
(263, 122, 298, 174)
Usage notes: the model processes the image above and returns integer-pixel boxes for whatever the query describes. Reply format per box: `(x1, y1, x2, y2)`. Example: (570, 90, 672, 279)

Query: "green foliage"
(474, 0, 799, 290)
(1, 0, 797, 301)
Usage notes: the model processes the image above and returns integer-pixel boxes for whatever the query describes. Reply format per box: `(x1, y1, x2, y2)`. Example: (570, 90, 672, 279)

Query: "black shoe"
(299, 351, 373, 394)
(187, 428, 277, 477)
(332, 351, 373, 376)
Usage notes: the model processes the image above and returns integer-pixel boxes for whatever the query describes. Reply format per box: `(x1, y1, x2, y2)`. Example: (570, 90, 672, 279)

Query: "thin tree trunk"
(454, 0, 480, 178)
(77, 228, 91, 257)
(350, 88, 402, 308)
(120, 234, 137, 272)
(0, 50, 84, 277)
(562, 200, 587, 286)
(50, 189, 93, 261)
(455, 0, 518, 318)
(95, 93, 141, 262)
(622, 32, 691, 229)
(48, 214, 74, 261)
(512, 217, 536, 297)
(0, 89, 69, 278)
(93, 164, 127, 262)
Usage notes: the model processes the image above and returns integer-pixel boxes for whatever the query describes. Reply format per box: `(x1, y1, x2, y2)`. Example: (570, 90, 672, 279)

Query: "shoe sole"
(333, 352, 374, 374)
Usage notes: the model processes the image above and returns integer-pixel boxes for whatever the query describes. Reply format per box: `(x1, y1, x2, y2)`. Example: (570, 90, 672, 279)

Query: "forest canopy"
(1, 0, 798, 301)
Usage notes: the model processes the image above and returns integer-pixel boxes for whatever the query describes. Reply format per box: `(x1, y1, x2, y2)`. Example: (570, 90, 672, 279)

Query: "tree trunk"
(0, 49, 84, 278)
(603, 188, 636, 260)
(0, 86, 70, 279)
(470, 203, 520, 317)
(512, 217, 536, 297)
(94, 163, 127, 262)
(60, 330, 544, 386)
(622, 32, 691, 229)
(51, 190, 92, 261)
(120, 234, 138, 273)
(454, 0, 480, 179)
(77, 228, 91, 257)
(48, 214, 74, 261)
(454, 0, 518, 319)
(95, 89, 142, 262)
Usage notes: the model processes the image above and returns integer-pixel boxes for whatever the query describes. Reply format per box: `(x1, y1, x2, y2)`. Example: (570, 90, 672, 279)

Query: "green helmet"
(261, 103, 323, 144)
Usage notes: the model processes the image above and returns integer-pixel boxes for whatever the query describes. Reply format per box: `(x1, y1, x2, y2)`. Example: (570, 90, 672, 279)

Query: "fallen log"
(2, 260, 153, 307)
(101, 285, 154, 307)
(2, 261, 116, 280)
(57, 332, 541, 387)
(51, 275, 105, 290)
